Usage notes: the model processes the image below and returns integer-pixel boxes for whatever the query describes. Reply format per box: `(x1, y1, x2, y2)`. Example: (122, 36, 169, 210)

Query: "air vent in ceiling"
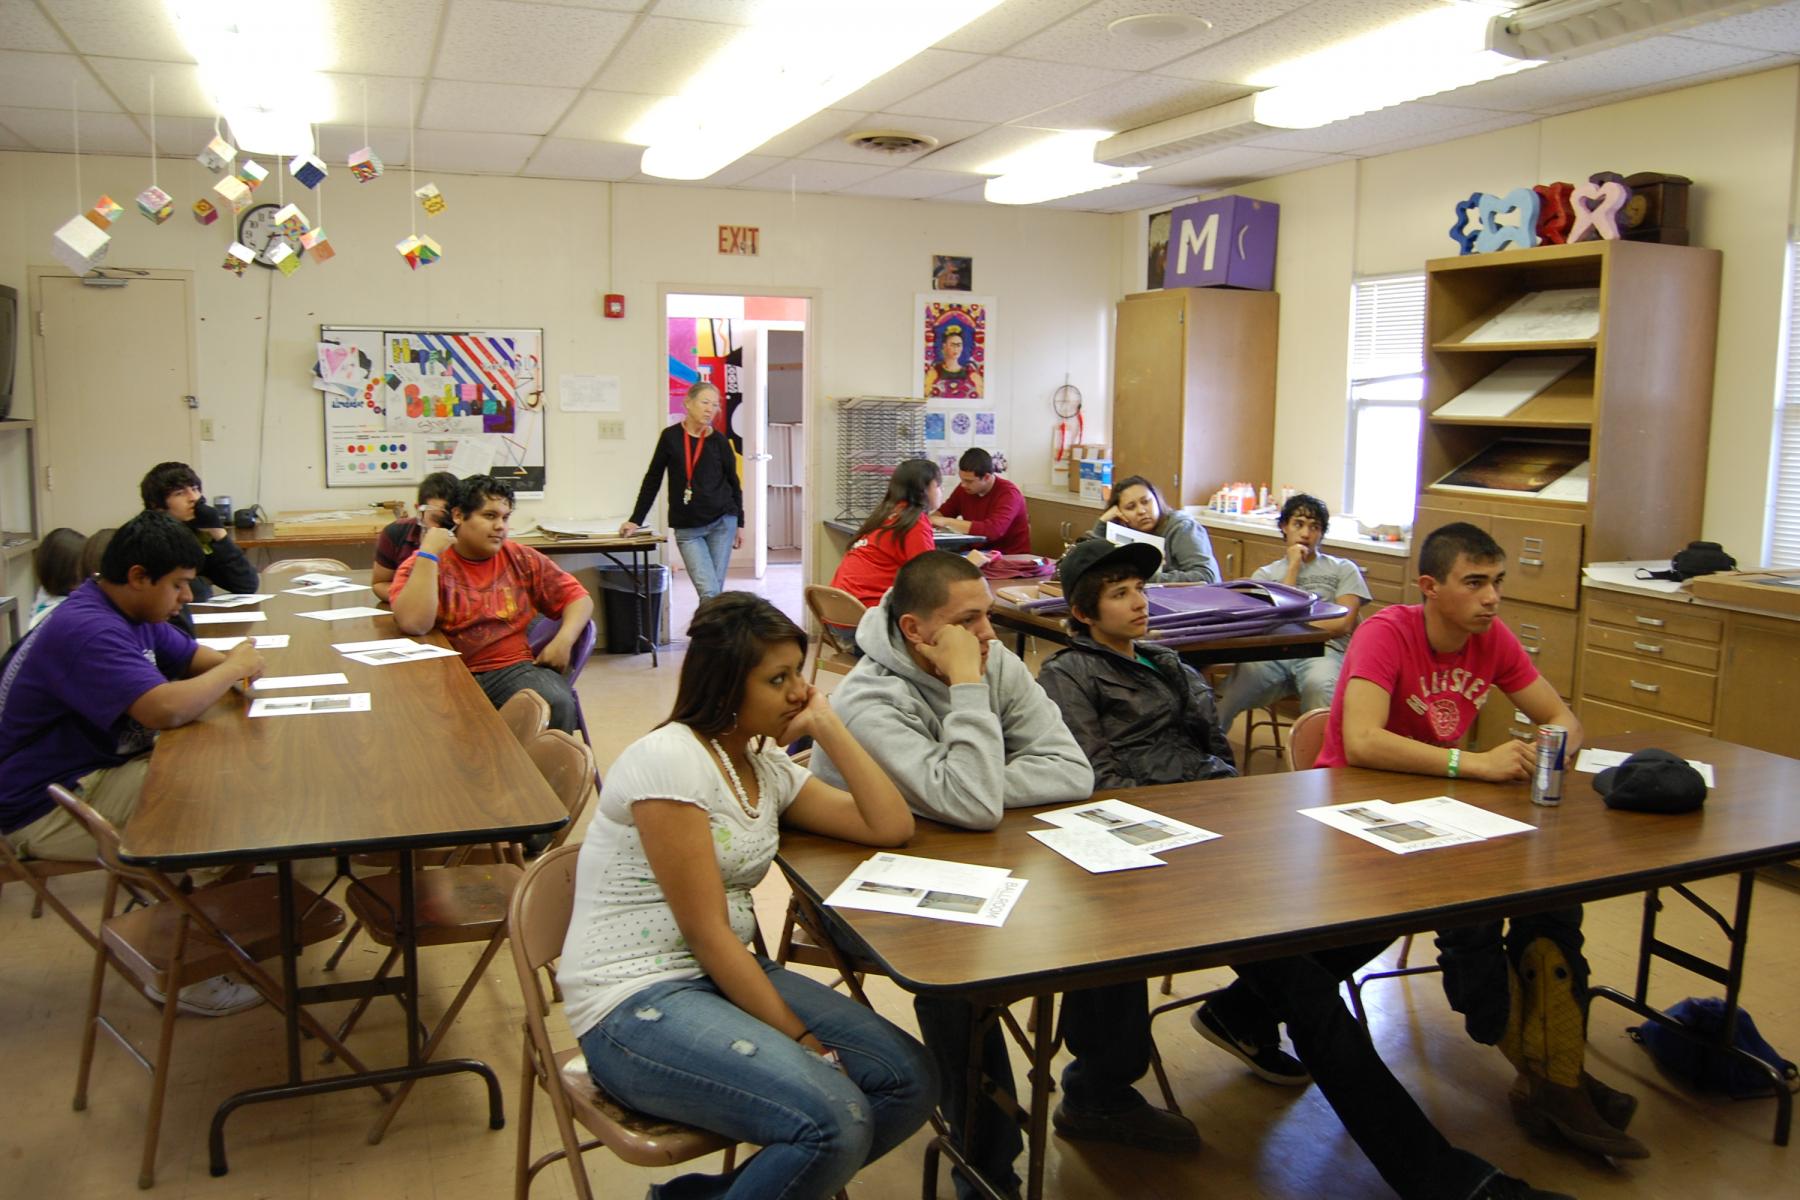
(843, 129, 940, 155)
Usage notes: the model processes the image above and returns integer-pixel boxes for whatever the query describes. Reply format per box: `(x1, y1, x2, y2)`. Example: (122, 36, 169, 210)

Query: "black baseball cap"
(1058, 537, 1163, 605)
(1595, 749, 1707, 814)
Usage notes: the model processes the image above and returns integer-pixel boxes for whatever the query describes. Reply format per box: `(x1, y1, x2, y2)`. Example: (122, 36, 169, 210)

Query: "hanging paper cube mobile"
(396, 234, 442, 270)
(197, 135, 236, 173)
(414, 183, 446, 215)
(300, 226, 334, 263)
(235, 159, 268, 190)
(288, 153, 327, 188)
(85, 195, 124, 229)
(193, 198, 219, 225)
(223, 242, 254, 276)
(268, 242, 300, 277)
(136, 185, 174, 224)
(348, 147, 383, 181)
(272, 203, 310, 237)
(214, 175, 252, 213)
(52, 214, 110, 275)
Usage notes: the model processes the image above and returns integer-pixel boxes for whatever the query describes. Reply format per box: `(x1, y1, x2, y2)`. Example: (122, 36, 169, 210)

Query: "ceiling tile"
(523, 136, 645, 179)
(932, 0, 1091, 54)
(322, 74, 423, 129)
(435, 0, 636, 87)
(799, 112, 992, 164)
(411, 129, 540, 173)
(628, 152, 781, 186)
(832, 48, 985, 113)
(537, 0, 650, 8)
(736, 159, 894, 193)
(553, 90, 662, 141)
(323, 0, 446, 77)
(0, 105, 144, 153)
(751, 108, 868, 158)
(422, 80, 579, 135)
(887, 57, 1135, 124)
(0, 120, 28, 149)
(1006, 0, 1311, 72)
(932, 182, 993, 204)
(1017, 75, 1251, 133)
(86, 59, 214, 118)
(0, 3, 69, 53)
(1157, 0, 1445, 86)
(317, 122, 412, 165)
(646, 0, 776, 22)
(39, 0, 191, 61)
(150, 113, 240, 157)
(1434, 35, 1774, 113)
(1346, 110, 1535, 158)
(590, 16, 741, 94)
(1531, 56, 1795, 116)
(1037, 181, 1197, 212)
(1139, 144, 1351, 187)
(1680, 0, 1800, 52)
(834, 167, 979, 199)
(912, 123, 1058, 173)
(1244, 102, 1524, 154)
(0, 50, 118, 111)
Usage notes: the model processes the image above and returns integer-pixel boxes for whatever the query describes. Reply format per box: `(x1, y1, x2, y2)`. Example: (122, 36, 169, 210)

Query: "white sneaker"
(145, 974, 264, 1017)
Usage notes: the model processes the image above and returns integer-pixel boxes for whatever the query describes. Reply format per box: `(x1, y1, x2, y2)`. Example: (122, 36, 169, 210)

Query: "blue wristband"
(416, 551, 440, 564)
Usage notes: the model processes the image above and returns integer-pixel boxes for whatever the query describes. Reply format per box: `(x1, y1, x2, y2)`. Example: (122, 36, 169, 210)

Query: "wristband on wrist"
(416, 551, 440, 564)
(1448, 748, 1460, 779)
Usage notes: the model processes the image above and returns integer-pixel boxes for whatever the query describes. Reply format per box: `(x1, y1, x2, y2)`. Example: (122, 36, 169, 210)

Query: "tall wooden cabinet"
(1112, 288, 1277, 508)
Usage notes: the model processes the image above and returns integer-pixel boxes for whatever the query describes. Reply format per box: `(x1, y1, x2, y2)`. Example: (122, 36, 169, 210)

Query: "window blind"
(1770, 246, 1800, 567)
(1349, 274, 1427, 382)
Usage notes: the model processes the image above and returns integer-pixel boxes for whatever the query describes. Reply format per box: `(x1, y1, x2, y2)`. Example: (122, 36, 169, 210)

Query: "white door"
(36, 274, 197, 532)
(742, 330, 770, 578)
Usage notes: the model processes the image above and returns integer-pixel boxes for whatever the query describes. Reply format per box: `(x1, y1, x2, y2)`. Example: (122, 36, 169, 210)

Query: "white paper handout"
(190, 611, 270, 625)
(1435, 356, 1585, 420)
(1030, 827, 1166, 873)
(196, 634, 291, 651)
(1574, 748, 1715, 787)
(1105, 522, 1167, 554)
(190, 593, 274, 608)
(344, 643, 460, 666)
(247, 692, 372, 718)
(288, 572, 352, 586)
(825, 852, 1028, 927)
(1388, 797, 1537, 840)
(1299, 800, 1485, 855)
(1035, 798, 1220, 855)
(448, 436, 498, 478)
(284, 580, 371, 597)
(295, 606, 387, 622)
(250, 673, 350, 691)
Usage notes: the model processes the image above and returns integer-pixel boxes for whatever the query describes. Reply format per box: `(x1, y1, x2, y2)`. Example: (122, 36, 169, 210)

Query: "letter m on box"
(1163, 195, 1279, 291)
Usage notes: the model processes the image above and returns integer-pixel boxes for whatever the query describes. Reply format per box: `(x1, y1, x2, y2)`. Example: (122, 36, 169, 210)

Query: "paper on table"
(343, 643, 459, 666)
(288, 572, 352, 586)
(247, 693, 372, 718)
(1388, 797, 1537, 839)
(189, 593, 274, 608)
(1030, 827, 1166, 873)
(1035, 798, 1220, 854)
(284, 580, 371, 597)
(331, 637, 415, 652)
(1435, 355, 1584, 420)
(196, 634, 290, 650)
(1298, 800, 1483, 855)
(1574, 747, 1715, 787)
(250, 673, 350, 691)
(190, 611, 269, 625)
(825, 852, 1027, 927)
(1580, 561, 1689, 595)
(295, 606, 387, 622)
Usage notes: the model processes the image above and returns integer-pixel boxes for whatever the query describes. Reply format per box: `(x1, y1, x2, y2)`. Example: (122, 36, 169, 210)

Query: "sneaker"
(1471, 1172, 1577, 1200)
(1191, 1002, 1311, 1086)
(146, 974, 264, 1018)
(1051, 1095, 1202, 1153)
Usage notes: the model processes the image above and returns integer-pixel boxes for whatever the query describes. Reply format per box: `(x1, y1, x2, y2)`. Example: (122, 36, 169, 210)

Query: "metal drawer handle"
(1635, 616, 1665, 627)
(1519, 557, 1545, 567)
(1523, 645, 1540, 656)
(1517, 622, 1541, 633)
(1523, 536, 1545, 550)
(1629, 680, 1661, 694)
(1633, 641, 1663, 654)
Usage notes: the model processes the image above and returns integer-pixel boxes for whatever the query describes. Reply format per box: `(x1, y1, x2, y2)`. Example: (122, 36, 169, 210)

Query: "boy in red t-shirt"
(392, 475, 593, 733)
(1318, 522, 1646, 1162)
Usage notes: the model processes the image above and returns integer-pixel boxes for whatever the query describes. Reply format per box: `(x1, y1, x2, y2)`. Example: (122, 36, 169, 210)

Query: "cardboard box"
(1686, 569, 1800, 617)
(1079, 458, 1113, 503)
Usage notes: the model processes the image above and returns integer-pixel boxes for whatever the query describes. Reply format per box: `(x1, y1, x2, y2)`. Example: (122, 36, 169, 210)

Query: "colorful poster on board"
(383, 332, 519, 434)
(915, 295, 992, 401)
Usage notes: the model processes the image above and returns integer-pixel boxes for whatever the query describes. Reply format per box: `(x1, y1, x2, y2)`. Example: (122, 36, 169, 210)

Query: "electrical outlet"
(200, 418, 215, 441)
(596, 417, 625, 440)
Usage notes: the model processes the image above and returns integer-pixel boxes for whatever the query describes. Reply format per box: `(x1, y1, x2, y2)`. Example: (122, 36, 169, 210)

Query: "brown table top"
(778, 730, 1800, 1000)
(121, 573, 568, 868)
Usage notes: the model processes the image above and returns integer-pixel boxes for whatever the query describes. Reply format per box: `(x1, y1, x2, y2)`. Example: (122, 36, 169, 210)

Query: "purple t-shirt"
(0, 580, 197, 833)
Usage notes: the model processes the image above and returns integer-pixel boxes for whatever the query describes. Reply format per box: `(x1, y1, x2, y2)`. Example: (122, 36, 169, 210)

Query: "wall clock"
(236, 202, 306, 269)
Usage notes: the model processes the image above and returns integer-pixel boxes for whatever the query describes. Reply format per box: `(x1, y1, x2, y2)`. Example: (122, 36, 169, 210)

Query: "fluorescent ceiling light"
(982, 130, 1140, 206)
(1486, 0, 1784, 59)
(631, 0, 1006, 180)
(166, 1, 331, 154)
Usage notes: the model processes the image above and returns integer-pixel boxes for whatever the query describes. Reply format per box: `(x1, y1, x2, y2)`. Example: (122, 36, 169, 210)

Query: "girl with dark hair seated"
(557, 593, 935, 1200)
(28, 527, 86, 630)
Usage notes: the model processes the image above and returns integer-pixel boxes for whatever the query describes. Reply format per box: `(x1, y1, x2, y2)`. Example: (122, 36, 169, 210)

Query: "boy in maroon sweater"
(929, 448, 1031, 555)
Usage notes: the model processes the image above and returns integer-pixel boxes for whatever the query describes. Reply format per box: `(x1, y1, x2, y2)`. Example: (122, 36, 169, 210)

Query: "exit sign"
(718, 225, 760, 255)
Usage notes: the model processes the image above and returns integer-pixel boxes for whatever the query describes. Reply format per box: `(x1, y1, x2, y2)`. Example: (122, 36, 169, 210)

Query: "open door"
(741, 330, 770, 579)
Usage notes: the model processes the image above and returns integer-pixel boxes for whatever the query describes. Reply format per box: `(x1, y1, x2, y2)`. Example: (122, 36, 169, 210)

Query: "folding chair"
(803, 585, 865, 683)
(0, 831, 103, 952)
(527, 616, 599, 743)
(500, 688, 553, 746)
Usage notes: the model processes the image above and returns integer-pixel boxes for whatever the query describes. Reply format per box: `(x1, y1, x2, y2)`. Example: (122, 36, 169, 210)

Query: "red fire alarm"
(604, 293, 625, 319)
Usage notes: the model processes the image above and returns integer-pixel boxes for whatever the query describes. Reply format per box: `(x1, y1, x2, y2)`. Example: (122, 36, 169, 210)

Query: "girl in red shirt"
(830, 459, 943, 607)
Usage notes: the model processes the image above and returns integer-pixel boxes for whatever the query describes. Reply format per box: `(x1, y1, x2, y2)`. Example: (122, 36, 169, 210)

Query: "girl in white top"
(558, 592, 935, 1200)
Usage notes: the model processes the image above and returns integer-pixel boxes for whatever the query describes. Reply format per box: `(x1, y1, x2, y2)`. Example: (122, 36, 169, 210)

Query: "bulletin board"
(314, 325, 546, 496)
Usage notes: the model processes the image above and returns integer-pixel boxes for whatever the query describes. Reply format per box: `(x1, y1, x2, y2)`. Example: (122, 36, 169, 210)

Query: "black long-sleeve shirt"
(628, 422, 744, 530)
(185, 501, 260, 601)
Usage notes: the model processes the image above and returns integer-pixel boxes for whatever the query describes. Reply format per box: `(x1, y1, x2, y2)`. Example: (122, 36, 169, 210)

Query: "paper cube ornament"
(288, 153, 328, 189)
(193, 197, 219, 225)
(414, 183, 446, 215)
(272, 203, 310, 237)
(348, 146, 383, 181)
(136, 185, 174, 224)
(235, 158, 268, 190)
(268, 242, 300, 277)
(223, 242, 254, 276)
(84, 194, 124, 229)
(52, 214, 110, 275)
(299, 226, 334, 263)
(214, 175, 252, 214)
(1162, 195, 1279, 291)
(396, 234, 442, 270)
(197, 135, 236, 173)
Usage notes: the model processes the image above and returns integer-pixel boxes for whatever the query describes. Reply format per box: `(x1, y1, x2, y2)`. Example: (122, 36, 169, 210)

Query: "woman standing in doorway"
(622, 381, 745, 602)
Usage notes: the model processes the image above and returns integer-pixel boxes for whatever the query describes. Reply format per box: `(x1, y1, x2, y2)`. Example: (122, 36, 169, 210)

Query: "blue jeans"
(674, 514, 738, 603)
(473, 661, 578, 733)
(577, 958, 936, 1200)
(1217, 647, 1346, 733)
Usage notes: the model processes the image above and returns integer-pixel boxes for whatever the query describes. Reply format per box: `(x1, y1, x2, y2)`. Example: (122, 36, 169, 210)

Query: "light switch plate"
(596, 417, 625, 440)
(200, 418, 215, 441)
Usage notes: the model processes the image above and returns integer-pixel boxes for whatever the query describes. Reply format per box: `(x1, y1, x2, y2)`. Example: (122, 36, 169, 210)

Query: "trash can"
(598, 564, 668, 653)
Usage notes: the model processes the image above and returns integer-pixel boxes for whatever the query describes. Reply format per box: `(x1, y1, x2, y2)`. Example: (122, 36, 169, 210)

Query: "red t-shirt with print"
(1314, 604, 1538, 768)
(390, 540, 587, 673)
(829, 504, 936, 607)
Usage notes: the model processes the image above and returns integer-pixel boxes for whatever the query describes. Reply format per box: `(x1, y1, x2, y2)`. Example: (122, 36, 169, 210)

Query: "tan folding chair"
(0, 831, 104, 951)
(44, 785, 366, 1189)
(803, 585, 866, 682)
(500, 689, 553, 745)
(1284, 707, 1331, 772)
(347, 729, 597, 1142)
(262, 557, 352, 575)
(509, 845, 739, 1199)
(1241, 696, 1301, 769)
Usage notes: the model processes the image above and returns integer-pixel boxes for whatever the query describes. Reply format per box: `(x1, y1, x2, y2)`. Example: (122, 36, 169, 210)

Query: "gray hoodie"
(810, 595, 1094, 830)
(1087, 509, 1220, 583)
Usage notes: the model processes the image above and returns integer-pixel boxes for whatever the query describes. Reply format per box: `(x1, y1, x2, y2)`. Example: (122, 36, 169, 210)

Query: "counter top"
(1582, 560, 1800, 622)
(1184, 508, 1412, 558)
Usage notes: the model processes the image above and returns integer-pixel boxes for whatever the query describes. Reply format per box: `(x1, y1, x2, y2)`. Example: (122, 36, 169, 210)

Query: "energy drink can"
(1531, 724, 1567, 807)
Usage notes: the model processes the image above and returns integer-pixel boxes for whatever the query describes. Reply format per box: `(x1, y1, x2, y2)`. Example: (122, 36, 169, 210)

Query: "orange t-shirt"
(830, 504, 936, 607)
(391, 540, 587, 673)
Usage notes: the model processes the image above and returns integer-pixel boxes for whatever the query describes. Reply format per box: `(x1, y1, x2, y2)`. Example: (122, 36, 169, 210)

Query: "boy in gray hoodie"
(812, 551, 1201, 1199)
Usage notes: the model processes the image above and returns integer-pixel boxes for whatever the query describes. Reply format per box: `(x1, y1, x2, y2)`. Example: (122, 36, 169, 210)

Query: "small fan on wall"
(1052, 379, 1084, 461)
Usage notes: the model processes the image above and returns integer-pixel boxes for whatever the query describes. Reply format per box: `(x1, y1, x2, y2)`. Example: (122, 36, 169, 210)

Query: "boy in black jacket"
(139, 461, 259, 600)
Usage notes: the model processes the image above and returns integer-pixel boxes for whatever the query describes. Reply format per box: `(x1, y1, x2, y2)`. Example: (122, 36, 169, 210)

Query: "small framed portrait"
(1146, 209, 1173, 290)
(931, 254, 973, 292)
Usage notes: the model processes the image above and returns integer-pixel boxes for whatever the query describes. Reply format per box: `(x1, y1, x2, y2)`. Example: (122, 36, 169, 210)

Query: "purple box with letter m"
(1162, 195, 1279, 291)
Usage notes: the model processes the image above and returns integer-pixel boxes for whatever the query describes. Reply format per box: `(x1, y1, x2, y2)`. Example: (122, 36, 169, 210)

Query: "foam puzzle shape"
(273, 203, 310, 237)
(396, 234, 442, 270)
(349, 147, 383, 181)
(85, 194, 123, 229)
(415, 183, 446, 215)
(52, 214, 110, 274)
(235, 158, 269, 189)
(197, 135, 236, 173)
(1568, 179, 1631, 242)
(1448, 192, 1483, 254)
(1473, 187, 1540, 254)
(223, 242, 254, 276)
(193, 197, 219, 225)
(136, 185, 174, 224)
(268, 242, 300, 277)
(214, 175, 252, 213)
(1533, 182, 1574, 245)
(289, 153, 328, 188)
(300, 226, 334, 263)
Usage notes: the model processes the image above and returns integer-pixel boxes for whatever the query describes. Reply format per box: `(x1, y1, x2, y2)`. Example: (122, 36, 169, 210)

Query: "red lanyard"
(682, 428, 705, 501)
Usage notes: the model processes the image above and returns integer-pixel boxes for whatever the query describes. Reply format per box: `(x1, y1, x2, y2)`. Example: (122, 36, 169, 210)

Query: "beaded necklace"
(709, 737, 762, 820)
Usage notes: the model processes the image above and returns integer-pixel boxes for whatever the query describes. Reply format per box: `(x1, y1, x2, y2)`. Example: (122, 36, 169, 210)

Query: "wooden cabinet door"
(1240, 534, 1285, 579)
(1490, 516, 1583, 609)
(1212, 536, 1245, 580)
(1112, 291, 1187, 505)
(1715, 613, 1800, 755)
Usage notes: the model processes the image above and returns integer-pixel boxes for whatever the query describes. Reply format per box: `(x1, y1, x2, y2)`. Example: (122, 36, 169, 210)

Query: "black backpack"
(1636, 541, 1737, 583)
